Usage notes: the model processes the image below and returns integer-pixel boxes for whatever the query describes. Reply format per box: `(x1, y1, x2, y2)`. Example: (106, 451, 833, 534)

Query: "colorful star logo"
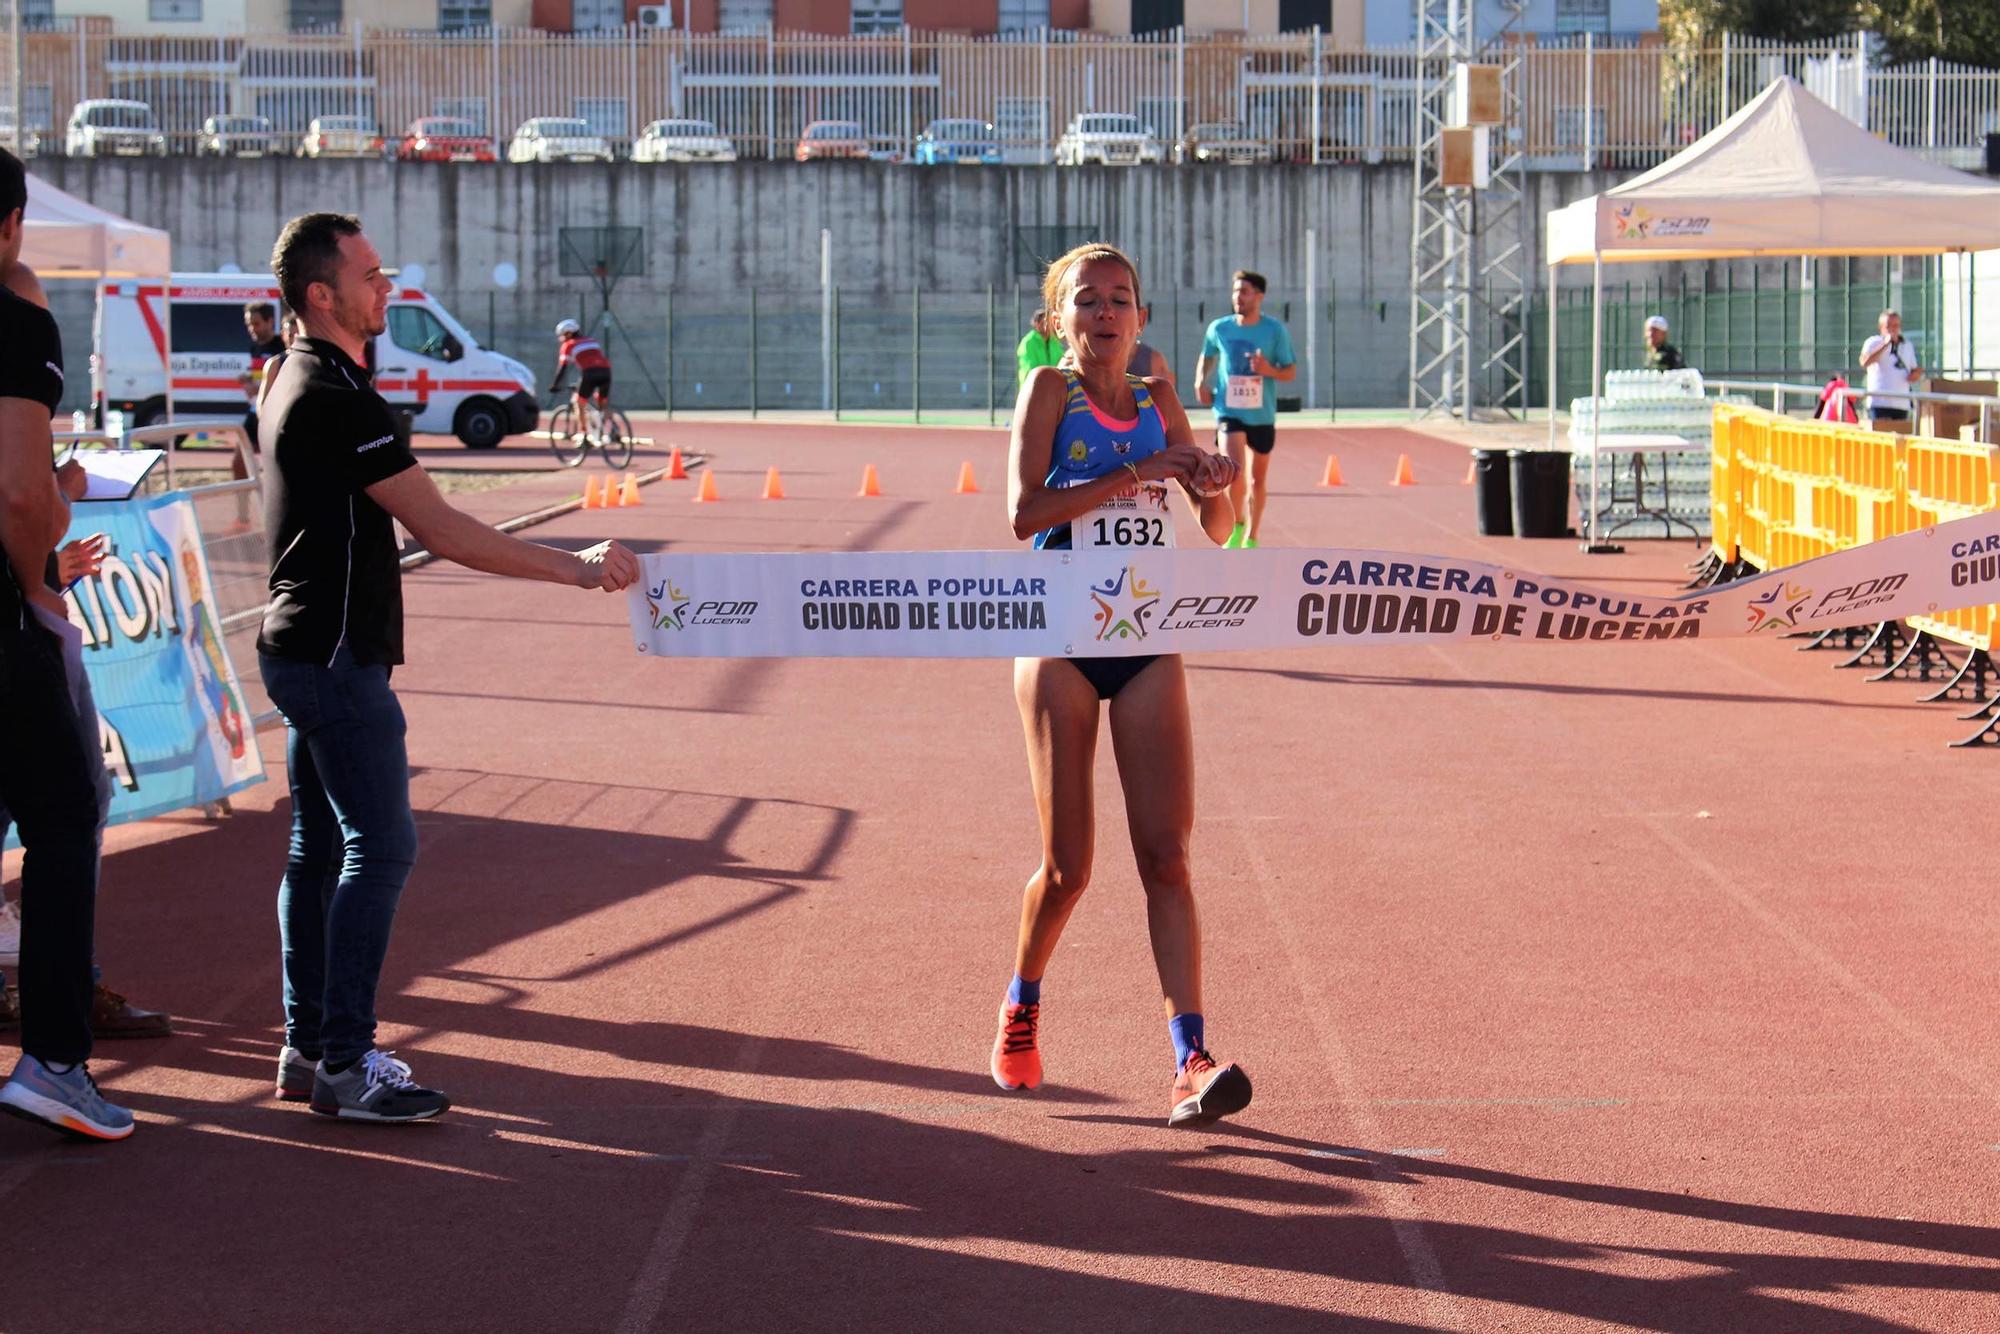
(1089, 565, 1161, 642)
(647, 576, 691, 631)
(1745, 580, 1812, 633)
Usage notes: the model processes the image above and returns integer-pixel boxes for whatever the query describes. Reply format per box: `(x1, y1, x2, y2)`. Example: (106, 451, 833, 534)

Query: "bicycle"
(546, 389, 634, 470)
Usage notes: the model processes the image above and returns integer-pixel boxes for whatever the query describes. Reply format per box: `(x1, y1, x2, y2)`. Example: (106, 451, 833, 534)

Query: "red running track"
(4, 421, 1999, 1332)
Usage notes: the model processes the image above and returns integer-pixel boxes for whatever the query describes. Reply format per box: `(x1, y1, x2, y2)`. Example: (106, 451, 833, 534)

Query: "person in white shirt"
(1859, 309, 1922, 423)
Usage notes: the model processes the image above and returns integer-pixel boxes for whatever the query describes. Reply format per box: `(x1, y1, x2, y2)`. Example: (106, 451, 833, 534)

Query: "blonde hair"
(1041, 243, 1142, 339)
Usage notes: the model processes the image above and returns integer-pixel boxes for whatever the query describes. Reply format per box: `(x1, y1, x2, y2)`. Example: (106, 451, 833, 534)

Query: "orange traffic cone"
(665, 445, 688, 480)
(581, 474, 604, 509)
(762, 466, 786, 500)
(694, 468, 719, 503)
(858, 463, 881, 497)
(1318, 454, 1344, 487)
(1463, 457, 1477, 485)
(953, 460, 979, 494)
(619, 472, 641, 506)
(1391, 454, 1416, 486)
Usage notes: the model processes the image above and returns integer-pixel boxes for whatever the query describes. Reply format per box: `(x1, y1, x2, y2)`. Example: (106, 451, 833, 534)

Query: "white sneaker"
(0, 899, 20, 969)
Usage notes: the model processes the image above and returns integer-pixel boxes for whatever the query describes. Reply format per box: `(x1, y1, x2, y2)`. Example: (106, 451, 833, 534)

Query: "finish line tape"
(628, 510, 2000, 660)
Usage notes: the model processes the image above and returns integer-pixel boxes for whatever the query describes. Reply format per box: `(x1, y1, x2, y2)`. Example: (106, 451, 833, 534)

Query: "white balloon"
(492, 262, 519, 290)
(400, 261, 428, 289)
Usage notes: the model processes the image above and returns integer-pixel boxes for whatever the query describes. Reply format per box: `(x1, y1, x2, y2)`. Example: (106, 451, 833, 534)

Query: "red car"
(396, 117, 496, 163)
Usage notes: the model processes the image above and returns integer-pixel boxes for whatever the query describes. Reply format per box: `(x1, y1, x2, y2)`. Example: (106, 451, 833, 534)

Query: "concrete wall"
(29, 156, 1839, 413)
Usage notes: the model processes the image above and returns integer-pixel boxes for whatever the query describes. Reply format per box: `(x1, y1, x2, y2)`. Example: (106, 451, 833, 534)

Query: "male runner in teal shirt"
(1194, 270, 1295, 548)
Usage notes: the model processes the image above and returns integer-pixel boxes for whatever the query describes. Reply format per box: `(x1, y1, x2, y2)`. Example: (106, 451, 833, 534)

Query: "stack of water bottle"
(1567, 368, 1713, 538)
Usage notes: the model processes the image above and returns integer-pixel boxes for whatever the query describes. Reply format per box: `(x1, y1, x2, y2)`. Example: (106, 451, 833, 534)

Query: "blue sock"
(1007, 974, 1041, 1006)
(1169, 1013, 1204, 1070)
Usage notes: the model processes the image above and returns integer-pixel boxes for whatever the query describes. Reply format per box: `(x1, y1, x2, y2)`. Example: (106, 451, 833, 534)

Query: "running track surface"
(5, 421, 1999, 1333)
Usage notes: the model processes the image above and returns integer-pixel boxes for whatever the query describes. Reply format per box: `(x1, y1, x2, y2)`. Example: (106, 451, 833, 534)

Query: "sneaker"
(1223, 523, 1247, 550)
(1167, 1049, 1253, 1129)
(991, 1002, 1042, 1091)
(0, 898, 19, 968)
(0, 984, 17, 1033)
(276, 1046, 318, 1102)
(0, 1054, 135, 1141)
(309, 1050, 450, 1122)
(90, 984, 172, 1040)
(1244, 536, 1259, 549)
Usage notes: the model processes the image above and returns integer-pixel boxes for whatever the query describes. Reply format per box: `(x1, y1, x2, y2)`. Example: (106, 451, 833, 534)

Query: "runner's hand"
(1137, 442, 1205, 484)
(1190, 451, 1237, 497)
(58, 533, 109, 584)
(1248, 351, 1278, 376)
(576, 539, 640, 592)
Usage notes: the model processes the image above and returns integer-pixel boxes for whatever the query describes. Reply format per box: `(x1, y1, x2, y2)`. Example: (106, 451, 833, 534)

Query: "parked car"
(506, 117, 615, 164)
(299, 115, 385, 159)
(65, 100, 166, 158)
(0, 108, 41, 157)
(1173, 122, 1271, 166)
(197, 114, 278, 158)
(397, 116, 496, 163)
(98, 271, 539, 448)
(795, 120, 869, 162)
(913, 118, 1000, 165)
(1054, 113, 1162, 166)
(631, 118, 735, 163)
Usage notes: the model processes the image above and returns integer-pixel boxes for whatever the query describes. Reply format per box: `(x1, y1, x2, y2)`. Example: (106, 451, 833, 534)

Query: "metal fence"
(4, 25, 1996, 166)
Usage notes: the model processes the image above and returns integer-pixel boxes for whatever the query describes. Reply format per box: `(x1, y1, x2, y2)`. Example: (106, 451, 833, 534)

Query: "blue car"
(914, 118, 1001, 165)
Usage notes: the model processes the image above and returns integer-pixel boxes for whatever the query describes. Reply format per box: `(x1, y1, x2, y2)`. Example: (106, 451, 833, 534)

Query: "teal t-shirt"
(1201, 315, 1295, 427)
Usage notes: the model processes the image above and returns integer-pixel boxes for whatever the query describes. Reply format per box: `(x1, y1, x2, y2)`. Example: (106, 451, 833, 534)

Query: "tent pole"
(1547, 261, 1558, 451)
(1584, 251, 1615, 553)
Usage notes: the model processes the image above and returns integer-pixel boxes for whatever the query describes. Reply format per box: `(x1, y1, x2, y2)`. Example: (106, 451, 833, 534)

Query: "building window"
(289, 0, 342, 31)
(1130, 0, 1182, 35)
(1277, 0, 1329, 32)
(433, 97, 487, 134)
(19, 0, 53, 28)
(1554, 0, 1611, 35)
(718, 0, 772, 31)
(149, 0, 202, 19)
(440, 1, 491, 31)
(572, 0, 622, 29)
(997, 0, 1049, 30)
(852, 0, 902, 34)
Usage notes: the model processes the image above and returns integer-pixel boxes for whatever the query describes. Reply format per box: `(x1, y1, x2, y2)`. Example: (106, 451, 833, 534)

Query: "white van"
(97, 273, 540, 448)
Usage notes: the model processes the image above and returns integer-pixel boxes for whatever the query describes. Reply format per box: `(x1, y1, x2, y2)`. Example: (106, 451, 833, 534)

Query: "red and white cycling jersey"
(557, 333, 610, 373)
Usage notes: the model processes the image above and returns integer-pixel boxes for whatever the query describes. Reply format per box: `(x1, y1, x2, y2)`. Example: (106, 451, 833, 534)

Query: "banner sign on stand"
(627, 510, 2000, 660)
(10, 494, 266, 842)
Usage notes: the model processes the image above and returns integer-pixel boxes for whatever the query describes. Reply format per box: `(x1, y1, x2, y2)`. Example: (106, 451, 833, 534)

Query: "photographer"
(1860, 310, 1922, 425)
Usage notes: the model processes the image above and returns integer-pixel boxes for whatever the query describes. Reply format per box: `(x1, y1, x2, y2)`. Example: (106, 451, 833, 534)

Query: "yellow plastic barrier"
(1710, 402, 2000, 652)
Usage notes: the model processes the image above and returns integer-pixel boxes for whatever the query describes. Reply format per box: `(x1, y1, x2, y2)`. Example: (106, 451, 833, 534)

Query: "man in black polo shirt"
(0, 147, 135, 1141)
(258, 212, 637, 1122)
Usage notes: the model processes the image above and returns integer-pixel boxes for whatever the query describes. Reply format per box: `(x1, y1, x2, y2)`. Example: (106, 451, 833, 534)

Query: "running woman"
(1194, 270, 1295, 549)
(993, 242, 1253, 1129)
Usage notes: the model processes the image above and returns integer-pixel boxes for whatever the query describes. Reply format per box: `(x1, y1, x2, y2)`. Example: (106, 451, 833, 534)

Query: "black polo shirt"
(256, 336, 418, 667)
(0, 284, 65, 626)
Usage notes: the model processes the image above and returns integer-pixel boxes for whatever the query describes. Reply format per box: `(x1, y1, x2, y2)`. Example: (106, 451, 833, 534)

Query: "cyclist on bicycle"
(550, 318, 612, 422)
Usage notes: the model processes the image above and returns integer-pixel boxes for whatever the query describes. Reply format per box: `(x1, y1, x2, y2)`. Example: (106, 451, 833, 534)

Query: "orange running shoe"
(1167, 1049, 1252, 1128)
(991, 1002, 1042, 1091)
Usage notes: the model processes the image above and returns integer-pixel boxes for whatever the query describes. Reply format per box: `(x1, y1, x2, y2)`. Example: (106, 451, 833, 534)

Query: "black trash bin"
(1472, 449, 1512, 536)
(1508, 449, 1572, 539)
(1986, 131, 2000, 176)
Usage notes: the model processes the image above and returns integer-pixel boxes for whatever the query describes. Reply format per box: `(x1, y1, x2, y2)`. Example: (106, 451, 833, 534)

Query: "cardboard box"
(1920, 378, 1998, 443)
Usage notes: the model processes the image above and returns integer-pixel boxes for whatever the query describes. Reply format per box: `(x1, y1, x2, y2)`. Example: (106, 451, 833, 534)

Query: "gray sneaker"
(0, 1054, 136, 1141)
(309, 1050, 450, 1122)
(276, 1046, 317, 1102)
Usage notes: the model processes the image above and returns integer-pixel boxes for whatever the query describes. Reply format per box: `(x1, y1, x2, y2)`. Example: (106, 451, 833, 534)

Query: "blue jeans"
(259, 647, 418, 1067)
(0, 602, 109, 1065)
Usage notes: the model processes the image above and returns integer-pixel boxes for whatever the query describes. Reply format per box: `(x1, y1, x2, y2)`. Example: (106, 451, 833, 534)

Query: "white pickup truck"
(1054, 113, 1164, 166)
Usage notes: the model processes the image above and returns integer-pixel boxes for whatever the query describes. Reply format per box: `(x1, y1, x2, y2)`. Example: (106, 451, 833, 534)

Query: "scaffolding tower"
(1408, 0, 1530, 420)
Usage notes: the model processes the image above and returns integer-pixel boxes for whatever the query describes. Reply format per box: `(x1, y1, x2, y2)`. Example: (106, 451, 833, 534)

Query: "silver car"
(198, 114, 278, 158)
(507, 117, 616, 164)
(631, 118, 736, 163)
(65, 100, 167, 158)
(299, 115, 385, 159)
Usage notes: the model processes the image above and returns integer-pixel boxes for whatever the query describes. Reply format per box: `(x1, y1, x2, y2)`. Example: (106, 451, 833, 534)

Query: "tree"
(1860, 1, 2000, 67)
(1660, 0, 1860, 45)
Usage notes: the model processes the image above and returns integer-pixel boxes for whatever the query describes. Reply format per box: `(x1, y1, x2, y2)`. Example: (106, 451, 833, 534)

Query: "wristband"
(1122, 461, 1142, 487)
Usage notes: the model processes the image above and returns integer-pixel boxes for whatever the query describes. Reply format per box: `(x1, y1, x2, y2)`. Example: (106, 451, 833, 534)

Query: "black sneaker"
(309, 1050, 450, 1122)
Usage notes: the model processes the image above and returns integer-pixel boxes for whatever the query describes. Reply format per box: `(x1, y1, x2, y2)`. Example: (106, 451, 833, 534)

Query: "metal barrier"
(5, 26, 1996, 165)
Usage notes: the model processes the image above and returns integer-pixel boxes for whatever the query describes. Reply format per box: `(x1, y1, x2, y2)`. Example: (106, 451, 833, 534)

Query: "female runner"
(990, 243, 1253, 1128)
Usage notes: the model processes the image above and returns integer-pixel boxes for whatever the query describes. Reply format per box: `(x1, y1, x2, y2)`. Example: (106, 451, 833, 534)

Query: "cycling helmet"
(555, 318, 581, 337)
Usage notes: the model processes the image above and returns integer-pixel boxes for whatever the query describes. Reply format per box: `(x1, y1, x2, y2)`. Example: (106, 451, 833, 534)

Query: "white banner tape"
(628, 510, 2000, 660)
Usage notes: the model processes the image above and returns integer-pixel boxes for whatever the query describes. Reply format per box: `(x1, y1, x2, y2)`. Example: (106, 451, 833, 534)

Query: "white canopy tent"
(1543, 75, 2000, 548)
(20, 172, 173, 425)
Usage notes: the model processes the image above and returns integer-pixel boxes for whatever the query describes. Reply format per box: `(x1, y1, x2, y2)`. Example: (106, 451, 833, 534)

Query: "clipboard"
(68, 448, 167, 502)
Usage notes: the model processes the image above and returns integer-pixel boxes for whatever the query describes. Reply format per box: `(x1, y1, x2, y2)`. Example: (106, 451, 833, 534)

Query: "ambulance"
(96, 273, 541, 448)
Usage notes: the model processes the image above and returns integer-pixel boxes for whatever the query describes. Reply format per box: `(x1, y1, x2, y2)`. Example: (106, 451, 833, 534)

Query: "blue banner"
(7, 494, 264, 844)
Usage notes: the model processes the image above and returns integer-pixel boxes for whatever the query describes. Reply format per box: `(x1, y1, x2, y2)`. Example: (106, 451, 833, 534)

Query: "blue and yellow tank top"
(1033, 369, 1169, 550)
